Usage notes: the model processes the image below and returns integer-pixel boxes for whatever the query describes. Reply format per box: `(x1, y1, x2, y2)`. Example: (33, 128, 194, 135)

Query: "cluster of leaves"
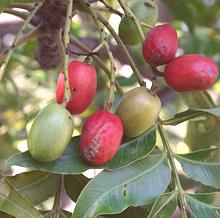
(0, 0, 220, 218)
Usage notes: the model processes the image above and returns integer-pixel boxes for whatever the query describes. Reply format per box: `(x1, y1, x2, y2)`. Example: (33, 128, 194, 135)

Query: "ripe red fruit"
(142, 24, 178, 66)
(80, 110, 123, 166)
(164, 54, 219, 92)
(56, 60, 97, 115)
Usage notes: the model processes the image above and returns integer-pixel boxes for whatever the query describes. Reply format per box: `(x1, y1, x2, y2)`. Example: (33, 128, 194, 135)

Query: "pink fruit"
(164, 54, 219, 92)
(56, 60, 97, 115)
(80, 110, 123, 166)
(142, 24, 178, 66)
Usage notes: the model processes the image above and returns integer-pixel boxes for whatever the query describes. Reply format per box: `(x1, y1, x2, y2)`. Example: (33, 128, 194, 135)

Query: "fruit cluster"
(27, 0, 219, 167)
(119, 0, 218, 92)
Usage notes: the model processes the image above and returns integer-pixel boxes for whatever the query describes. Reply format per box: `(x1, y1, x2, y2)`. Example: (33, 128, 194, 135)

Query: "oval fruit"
(143, 24, 178, 66)
(56, 60, 97, 115)
(116, 87, 161, 138)
(164, 54, 219, 92)
(119, 0, 158, 46)
(28, 103, 74, 162)
(80, 110, 123, 166)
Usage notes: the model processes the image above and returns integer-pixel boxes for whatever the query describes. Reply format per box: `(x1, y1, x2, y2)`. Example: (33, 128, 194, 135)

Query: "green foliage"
(0, 0, 220, 217)
(5, 126, 157, 173)
(72, 153, 170, 218)
(0, 177, 42, 217)
(186, 193, 220, 218)
(7, 171, 60, 205)
(176, 148, 220, 188)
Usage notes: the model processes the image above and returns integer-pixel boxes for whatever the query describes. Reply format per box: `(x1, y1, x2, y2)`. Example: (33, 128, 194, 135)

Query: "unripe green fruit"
(116, 87, 161, 138)
(28, 103, 74, 162)
(119, 0, 158, 46)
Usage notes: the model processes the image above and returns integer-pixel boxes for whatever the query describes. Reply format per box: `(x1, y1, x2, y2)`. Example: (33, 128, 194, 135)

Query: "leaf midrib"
(80, 153, 167, 218)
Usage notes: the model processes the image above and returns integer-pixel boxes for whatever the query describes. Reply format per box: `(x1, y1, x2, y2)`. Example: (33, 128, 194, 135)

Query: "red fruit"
(164, 54, 219, 92)
(142, 24, 178, 66)
(80, 110, 123, 166)
(56, 60, 97, 115)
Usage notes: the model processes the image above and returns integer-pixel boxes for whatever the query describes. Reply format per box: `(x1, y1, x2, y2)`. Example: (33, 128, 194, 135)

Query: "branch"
(62, 0, 73, 105)
(70, 35, 124, 96)
(0, 0, 44, 81)
(51, 175, 63, 218)
(118, 0, 145, 43)
(99, 0, 123, 17)
(84, 0, 118, 109)
(8, 3, 34, 11)
(158, 122, 188, 218)
(3, 9, 29, 20)
(97, 14, 145, 86)
(0, 24, 47, 61)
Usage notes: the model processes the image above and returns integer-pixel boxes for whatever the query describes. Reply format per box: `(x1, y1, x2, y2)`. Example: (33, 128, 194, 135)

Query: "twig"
(118, 0, 145, 43)
(70, 35, 124, 96)
(8, 3, 34, 11)
(62, 0, 73, 105)
(99, 0, 123, 17)
(140, 21, 153, 29)
(158, 122, 188, 218)
(97, 14, 145, 86)
(0, 24, 47, 61)
(3, 9, 29, 20)
(84, 0, 118, 109)
(52, 175, 63, 218)
(0, 0, 44, 81)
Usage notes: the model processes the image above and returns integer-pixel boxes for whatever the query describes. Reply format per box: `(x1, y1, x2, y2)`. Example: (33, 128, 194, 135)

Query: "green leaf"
(105, 206, 145, 218)
(43, 210, 72, 218)
(162, 107, 220, 126)
(72, 153, 171, 218)
(105, 126, 156, 170)
(64, 174, 89, 202)
(176, 148, 220, 188)
(5, 127, 157, 174)
(5, 137, 90, 175)
(148, 191, 178, 218)
(0, 177, 42, 218)
(7, 171, 60, 205)
(186, 193, 220, 218)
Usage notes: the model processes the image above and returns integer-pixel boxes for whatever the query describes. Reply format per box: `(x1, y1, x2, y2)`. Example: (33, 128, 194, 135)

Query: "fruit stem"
(99, 0, 123, 17)
(158, 122, 188, 218)
(140, 21, 153, 29)
(118, 0, 145, 43)
(62, 0, 74, 105)
(0, 0, 44, 81)
(70, 34, 124, 96)
(8, 3, 34, 11)
(52, 175, 63, 218)
(0, 24, 47, 61)
(84, 1, 117, 110)
(97, 14, 145, 87)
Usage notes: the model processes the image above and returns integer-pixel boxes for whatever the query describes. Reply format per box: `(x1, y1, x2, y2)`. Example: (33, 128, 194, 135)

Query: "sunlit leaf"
(7, 171, 60, 205)
(176, 148, 220, 188)
(148, 191, 178, 218)
(5, 127, 157, 174)
(0, 177, 42, 217)
(72, 153, 171, 218)
(186, 192, 220, 218)
(162, 107, 220, 126)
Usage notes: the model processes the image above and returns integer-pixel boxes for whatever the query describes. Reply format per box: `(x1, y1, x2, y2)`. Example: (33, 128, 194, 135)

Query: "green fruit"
(116, 87, 161, 138)
(119, 0, 159, 46)
(28, 103, 74, 162)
